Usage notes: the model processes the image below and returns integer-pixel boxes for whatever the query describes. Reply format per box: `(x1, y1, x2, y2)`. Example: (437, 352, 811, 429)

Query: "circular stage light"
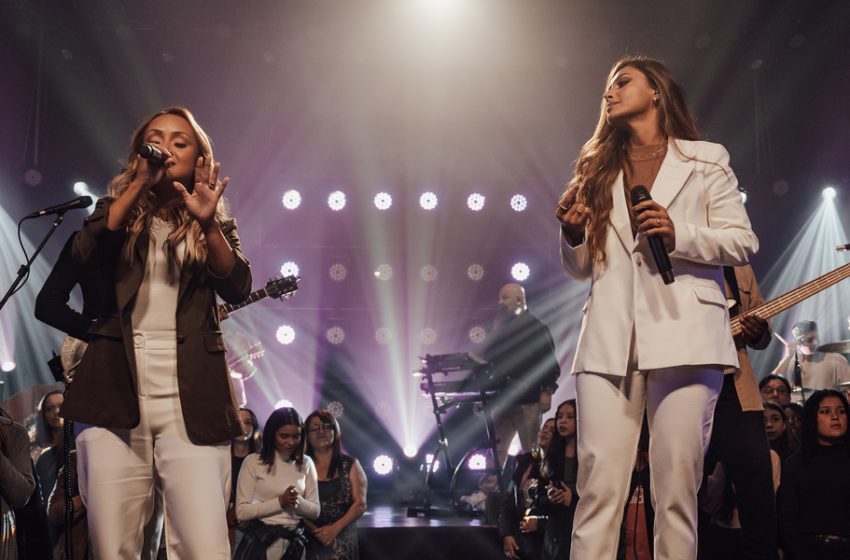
(467, 193, 485, 211)
(329, 263, 347, 281)
(282, 190, 301, 210)
(374, 192, 392, 210)
(421, 265, 438, 282)
(403, 445, 418, 458)
(511, 262, 530, 281)
(275, 398, 293, 409)
(276, 325, 295, 345)
(1, 361, 16, 373)
(328, 191, 346, 211)
(375, 264, 393, 281)
(469, 326, 486, 344)
(510, 194, 528, 212)
(74, 182, 90, 196)
(823, 187, 837, 200)
(419, 192, 438, 210)
(420, 328, 437, 345)
(326, 326, 345, 345)
(740, 191, 748, 204)
(373, 455, 394, 475)
(280, 262, 299, 278)
(375, 327, 391, 345)
(327, 401, 345, 418)
(467, 453, 487, 470)
(467, 264, 485, 281)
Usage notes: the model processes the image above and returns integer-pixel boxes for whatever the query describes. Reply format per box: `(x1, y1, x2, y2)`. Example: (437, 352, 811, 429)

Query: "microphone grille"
(630, 185, 651, 206)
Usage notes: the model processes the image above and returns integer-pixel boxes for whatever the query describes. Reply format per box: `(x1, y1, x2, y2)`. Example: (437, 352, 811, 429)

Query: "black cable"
(63, 388, 74, 560)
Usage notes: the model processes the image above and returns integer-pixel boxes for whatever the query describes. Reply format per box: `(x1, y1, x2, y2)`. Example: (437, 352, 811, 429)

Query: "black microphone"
(26, 196, 93, 219)
(630, 185, 674, 285)
(139, 144, 167, 165)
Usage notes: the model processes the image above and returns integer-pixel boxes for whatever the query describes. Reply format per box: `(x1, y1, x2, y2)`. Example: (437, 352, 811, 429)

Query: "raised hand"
(174, 156, 229, 230)
(556, 184, 591, 245)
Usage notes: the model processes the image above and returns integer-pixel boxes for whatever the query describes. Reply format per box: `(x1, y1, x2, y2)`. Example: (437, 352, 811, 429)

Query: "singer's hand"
(740, 314, 769, 346)
(174, 157, 229, 230)
(134, 151, 172, 192)
(633, 200, 675, 252)
(556, 184, 591, 246)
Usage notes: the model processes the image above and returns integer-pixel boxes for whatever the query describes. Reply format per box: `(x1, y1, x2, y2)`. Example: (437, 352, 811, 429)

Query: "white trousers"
(77, 331, 231, 560)
(570, 357, 723, 560)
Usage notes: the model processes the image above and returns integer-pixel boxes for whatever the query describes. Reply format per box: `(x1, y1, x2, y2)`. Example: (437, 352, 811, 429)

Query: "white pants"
(570, 359, 723, 560)
(77, 331, 231, 559)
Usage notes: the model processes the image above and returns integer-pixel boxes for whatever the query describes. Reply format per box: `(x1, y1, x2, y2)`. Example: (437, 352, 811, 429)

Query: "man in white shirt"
(772, 320, 850, 393)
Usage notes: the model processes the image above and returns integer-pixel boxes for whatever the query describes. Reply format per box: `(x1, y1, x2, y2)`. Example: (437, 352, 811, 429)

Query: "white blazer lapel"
(650, 142, 695, 210)
(610, 172, 634, 253)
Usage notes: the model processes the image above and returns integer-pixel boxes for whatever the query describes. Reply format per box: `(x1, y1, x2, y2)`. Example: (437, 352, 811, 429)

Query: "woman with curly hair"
(556, 56, 758, 559)
(61, 106, 252, 558)
(778, 390, 850, 559)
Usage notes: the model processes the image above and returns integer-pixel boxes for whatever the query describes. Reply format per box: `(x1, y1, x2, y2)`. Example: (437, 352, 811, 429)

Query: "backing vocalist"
(555, 56, 758, 560)
(60, 107, 252, 558)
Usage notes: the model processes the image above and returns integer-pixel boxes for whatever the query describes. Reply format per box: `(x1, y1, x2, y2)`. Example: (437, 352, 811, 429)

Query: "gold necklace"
(629, 143, 667, 160)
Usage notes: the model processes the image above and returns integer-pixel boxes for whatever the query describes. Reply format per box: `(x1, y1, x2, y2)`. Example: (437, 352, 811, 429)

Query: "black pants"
(705, 374, 778, 560)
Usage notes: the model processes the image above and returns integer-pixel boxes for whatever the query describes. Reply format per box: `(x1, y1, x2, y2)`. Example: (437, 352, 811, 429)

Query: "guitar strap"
(723, 266, 742, 318)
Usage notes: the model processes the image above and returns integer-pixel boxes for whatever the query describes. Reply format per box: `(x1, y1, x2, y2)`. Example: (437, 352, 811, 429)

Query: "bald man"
(482, 283, 561, 474)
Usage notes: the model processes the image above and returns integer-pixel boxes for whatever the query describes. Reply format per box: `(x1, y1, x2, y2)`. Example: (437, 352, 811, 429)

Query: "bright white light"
(508, 434, 521, 456)
(73, 182, 90, 195)
(823, 187, 837, 200)
(510, 194, 528, 212)
(329, 264, 347, 281)
(425, 454, 441, 472)
(326, 326, 345, 345)
(282, 190, 302, 210)
(468, 453, 487, 470)
(419, 192, 438, 210)
(375, 264, 393, 281)
(1, 361, 15, 373)
(511, 262, 530, 281)
(276, 325, 295, 345)
(469, 326, 486, 344)
(328, 191, 346, 211)
(373, 455, 394, 475)
(275, 399, 293, 409)
(375, 328, 391, 344)
(403, 445, 418, 458)
(740, 191, 748, 204)
(374, 192, 393, 210)
(280, 262, 299, 278)
(467, 264, 484, 281)
(467, 193, 485, 211)
(327, 401, 344, 418)
(420, 328, 437, 345)
(421, 265, 438, 282)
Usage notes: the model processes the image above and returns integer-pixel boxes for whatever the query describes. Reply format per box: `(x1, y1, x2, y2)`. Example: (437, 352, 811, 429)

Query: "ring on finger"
(656, 218, 661, 226)
(209, 182, 215, 189)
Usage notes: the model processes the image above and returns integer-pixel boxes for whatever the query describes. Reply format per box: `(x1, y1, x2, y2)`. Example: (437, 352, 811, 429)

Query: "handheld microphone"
(630, 185, 674, 285)
(139, 144, 167, 165)
(836, 243, 850, 253)
(26, 196, 93, 219)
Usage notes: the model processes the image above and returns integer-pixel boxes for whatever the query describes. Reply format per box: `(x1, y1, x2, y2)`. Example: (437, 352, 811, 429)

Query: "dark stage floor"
(358, 506, 501, 559)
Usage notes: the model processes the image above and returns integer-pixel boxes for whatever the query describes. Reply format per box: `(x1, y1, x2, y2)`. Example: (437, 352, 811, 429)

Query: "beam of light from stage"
(750, 194, 850, 377)
(0, 202, 67, 397)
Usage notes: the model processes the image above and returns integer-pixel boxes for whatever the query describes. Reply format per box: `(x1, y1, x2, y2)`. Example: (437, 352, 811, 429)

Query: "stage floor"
(358, 506, 501, 559)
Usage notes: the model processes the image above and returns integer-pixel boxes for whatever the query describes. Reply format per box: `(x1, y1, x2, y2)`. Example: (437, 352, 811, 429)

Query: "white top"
(235, 451, 320, 527)
(131, 218, 185, 332)
(776, 351, 850, 392)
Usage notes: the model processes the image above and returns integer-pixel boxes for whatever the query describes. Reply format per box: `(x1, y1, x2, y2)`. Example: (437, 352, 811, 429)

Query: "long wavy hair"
(238, 408, 262, 455)
(800, 390, 850, 464)
(541, 400, 576, 481)
(304, 409, 343, 479)
(36, 389, 64, 448)
(564, 56, 700, 265)
(108, 107, 229, 273)
(260, 407, 305, 471)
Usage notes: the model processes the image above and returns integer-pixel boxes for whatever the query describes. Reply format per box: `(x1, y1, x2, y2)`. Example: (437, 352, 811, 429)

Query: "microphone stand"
(0, 212, 67, 312)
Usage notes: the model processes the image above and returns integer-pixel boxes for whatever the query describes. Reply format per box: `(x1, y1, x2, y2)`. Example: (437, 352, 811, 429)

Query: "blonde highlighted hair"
(565, 56, 700, 265)
(108, 107, 229, 272)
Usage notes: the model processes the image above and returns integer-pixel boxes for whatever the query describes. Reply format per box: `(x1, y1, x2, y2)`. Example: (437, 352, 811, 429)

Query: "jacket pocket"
(88, 315, 122, 338)
(204, 331, 227, 353)
(691, 284, 727, 307)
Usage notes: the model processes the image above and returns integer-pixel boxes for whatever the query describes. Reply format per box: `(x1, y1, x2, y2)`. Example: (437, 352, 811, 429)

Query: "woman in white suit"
(556, 56, 758, 560)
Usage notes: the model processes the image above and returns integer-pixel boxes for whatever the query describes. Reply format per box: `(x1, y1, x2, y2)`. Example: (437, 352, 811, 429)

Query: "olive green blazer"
(61, 197, 252, 444)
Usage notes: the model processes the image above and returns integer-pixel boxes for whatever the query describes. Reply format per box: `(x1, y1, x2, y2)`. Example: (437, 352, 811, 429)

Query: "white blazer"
(560, 140, 758, 376)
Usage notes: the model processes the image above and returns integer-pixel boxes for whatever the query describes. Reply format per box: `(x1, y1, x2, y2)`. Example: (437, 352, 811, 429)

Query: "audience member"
(0, 409, 37, 560)
(303, 410, 367, 560)
(778, 390, 850, 560)
(234, 407, 319, 559)
(782, 403, 803, 442)
(759, 375, 792, 405)
(35, 390, 66, 549)
(47, 450, 87, 560)
(537, 400, 578, 560)
(228, 408, 262, 550)
(764, 401, 798, 463)
(500, 418, 555, 560)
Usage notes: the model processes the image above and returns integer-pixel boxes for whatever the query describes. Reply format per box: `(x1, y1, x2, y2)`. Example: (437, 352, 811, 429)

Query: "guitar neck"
(730, 261, 850, 335)
(219, 287, 270, 315)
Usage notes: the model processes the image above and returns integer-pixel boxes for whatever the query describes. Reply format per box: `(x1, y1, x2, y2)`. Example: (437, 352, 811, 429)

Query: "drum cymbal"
(839, 381, 850, 388)
(815, 340, 850, 353)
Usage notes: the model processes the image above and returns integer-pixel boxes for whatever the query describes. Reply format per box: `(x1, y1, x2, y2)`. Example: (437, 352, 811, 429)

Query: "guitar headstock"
(266, 275, 299, 300)
(247, 341, 265, 361)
